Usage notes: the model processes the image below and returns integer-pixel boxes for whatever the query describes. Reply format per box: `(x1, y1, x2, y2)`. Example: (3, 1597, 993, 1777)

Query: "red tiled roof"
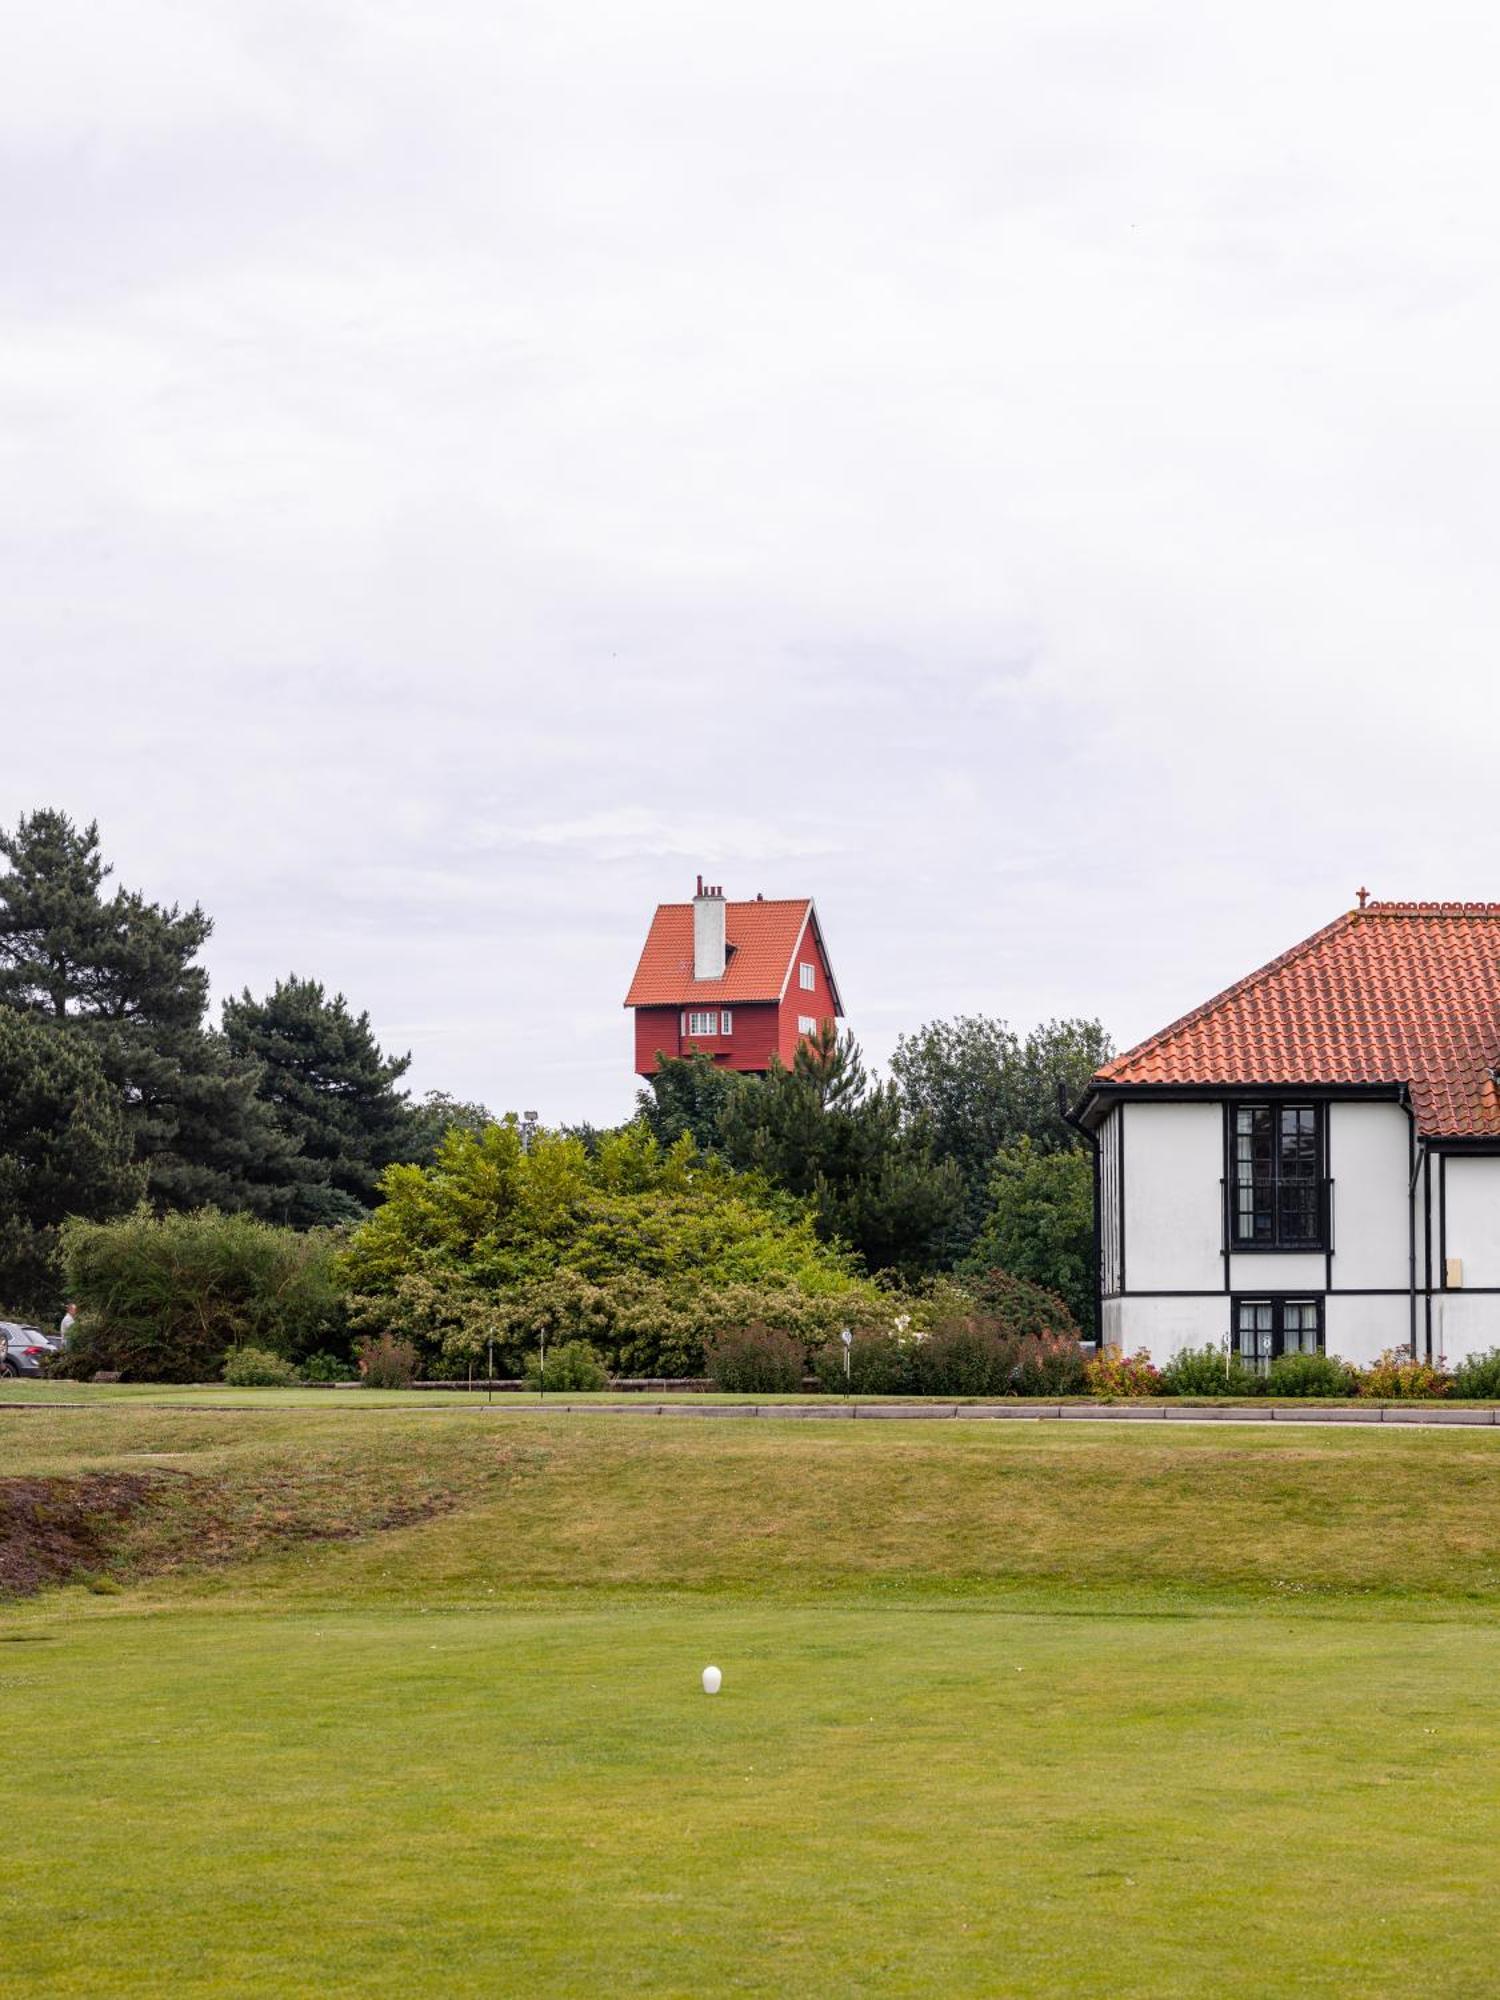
(625, 898, 841, 1009)
(1094, 903, 1500, 1138)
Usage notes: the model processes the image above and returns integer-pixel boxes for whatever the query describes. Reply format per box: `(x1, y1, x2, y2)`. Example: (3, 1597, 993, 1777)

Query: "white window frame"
(799, 961, 816, 990)
(687, 1010, 718, 1037)
(721, 1009, 732, 1034)
(797, 1014, 817, 1035)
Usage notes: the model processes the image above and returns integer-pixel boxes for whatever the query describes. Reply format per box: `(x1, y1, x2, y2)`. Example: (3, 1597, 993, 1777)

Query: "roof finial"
(1356, 885, 1369, 910)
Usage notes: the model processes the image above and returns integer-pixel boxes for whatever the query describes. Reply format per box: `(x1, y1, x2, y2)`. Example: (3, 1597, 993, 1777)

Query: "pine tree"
(222, 977, 422, 1218)
(0, 810, 306, 1216)
(719, 1023, 959, 1274)
(0, 1010, 145, 1308)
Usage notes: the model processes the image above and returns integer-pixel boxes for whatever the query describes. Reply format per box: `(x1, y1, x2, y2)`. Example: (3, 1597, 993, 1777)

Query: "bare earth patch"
(0, 1472, 175, 1596)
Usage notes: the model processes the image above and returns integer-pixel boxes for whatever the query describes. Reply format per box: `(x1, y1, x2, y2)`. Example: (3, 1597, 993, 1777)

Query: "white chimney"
(693, 876, 726, 980)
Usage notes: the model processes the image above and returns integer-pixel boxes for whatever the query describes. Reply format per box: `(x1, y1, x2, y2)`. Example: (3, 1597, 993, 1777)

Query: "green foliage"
(1357, 1350, 1452, 1399)
(222, 976, 423, 1219)
(811, 1329, 917, 1395)
(342, 1118, 876, 1376)
(890, 1015, 1113, 1256)
(963, 1267, 1081, 1338)
(965, 1139, 1095, 1335)
(912, 1318, 1010, 1396)
(0, 810, 308, 1217)
(718, 1023, 961, 1274)
(406, 1091, 498, 1156)
(1011, 1332, 1089, 1395)
(524, 1340, 608, 1391)
(300, 1351, 348, 1384)
(1264, 1351, 1355, 1397)
(58, 1207, 344, 1382)
(222, 1346, 300, 1387)
(1451, 1348, 1500, 1399)
(356, 1334, 419, 1388)
(637, 1049, 749, 1150)
(704, 1323, 805, 1394)
(1084, 1348, 1163, 1397)
(0, 1010, 145, 1307)
(1159, 1345, 1262, 1396)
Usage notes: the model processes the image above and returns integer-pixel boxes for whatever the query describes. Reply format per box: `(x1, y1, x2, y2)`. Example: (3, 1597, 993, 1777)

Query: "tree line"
(0, 808, 1110, 1338)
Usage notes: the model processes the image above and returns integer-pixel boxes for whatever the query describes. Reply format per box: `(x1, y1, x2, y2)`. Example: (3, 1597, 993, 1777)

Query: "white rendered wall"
(1441, 1157, 1500, 1288)
(1328, 1102, 1410, 1290)
(1434, 1292, 1500, 1366)
(1121, 1102, 1222, 1292)
(1116, 1295, 1229, 1361)
(1323, 1295, 1411, 1368)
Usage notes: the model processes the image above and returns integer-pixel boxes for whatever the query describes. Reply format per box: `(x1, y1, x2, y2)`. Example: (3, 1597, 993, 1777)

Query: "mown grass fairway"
(6, 1401, 1500, 1996)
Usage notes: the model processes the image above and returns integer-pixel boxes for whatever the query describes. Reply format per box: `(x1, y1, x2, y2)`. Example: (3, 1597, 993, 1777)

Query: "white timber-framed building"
(1072, 899, 1500, 1373)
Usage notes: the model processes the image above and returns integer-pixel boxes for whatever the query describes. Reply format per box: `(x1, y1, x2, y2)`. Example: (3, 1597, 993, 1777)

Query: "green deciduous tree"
(342, 1117, 878, 1375)
(964, 1138, 1095, 1335)
(890, 1015, 1112, 1259)
(223, 976, 424, 1220)
(0, 1011, 145, 1309)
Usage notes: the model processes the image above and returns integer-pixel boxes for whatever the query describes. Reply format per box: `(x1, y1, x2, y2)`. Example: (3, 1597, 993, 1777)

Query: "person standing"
(59, 1302, 78, 1344)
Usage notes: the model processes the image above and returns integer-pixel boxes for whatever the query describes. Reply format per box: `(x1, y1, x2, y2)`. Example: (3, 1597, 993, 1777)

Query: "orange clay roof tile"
(625, 898, 835, 1008)
(1095, 903, 1500, 1137)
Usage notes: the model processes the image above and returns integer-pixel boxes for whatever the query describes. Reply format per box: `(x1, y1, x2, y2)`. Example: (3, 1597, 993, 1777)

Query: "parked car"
(0, 1322, 58, 1377)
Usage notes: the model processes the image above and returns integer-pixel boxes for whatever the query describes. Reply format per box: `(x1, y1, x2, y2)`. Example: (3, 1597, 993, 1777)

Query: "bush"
(300, 1351, 348, 1384)
(913, 1316, 1012, 1397)
(704, 1323, 805, 1394)
(58, 1207, 344, 1382)
(523, 1340, 608, 1392)
(811, 1328, 917, 1396)
(1264, 1350, 1354, 1397)
(1011, 1331, 1089, 1396)
(1452, 1348, 1500, 1400)
(1357, 1349, 1452, 1399)
(1160, 1345, 1262, 1397)
(222, 1346, 300, 1388)
(962, 1268, 1081, 1340)
(1085, 1347, 1162, 1397)
(356, 1334, 418, 1389)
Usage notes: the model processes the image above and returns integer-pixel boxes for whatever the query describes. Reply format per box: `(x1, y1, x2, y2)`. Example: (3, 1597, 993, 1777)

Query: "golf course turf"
(5, 1396, 1500, 1996)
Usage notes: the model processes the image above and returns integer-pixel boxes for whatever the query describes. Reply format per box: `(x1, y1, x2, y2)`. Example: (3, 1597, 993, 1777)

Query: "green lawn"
(6, 1401, 1500, 1996)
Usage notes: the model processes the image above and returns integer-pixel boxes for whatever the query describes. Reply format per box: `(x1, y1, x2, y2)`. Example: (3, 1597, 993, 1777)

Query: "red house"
(625, 877, 845, 1078)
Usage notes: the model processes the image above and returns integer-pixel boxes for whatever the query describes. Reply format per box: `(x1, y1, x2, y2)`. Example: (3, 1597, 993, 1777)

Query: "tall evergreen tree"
(636, 1048, 751, 1151)
(718, 1023, 960, 1275)
(0, 1010, 145, 1308)
(222, 977, 422, 1220)
(0, 810, 306, 1216)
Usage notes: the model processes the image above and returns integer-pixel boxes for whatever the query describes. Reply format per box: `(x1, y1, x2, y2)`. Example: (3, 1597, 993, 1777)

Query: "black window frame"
(1227, 1100, 1328, 1251)
(1232, 1295, 1325, 1375)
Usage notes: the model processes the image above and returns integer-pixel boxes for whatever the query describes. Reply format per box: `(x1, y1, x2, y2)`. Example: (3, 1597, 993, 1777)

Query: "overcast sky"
(5, 2, 1500, 1124)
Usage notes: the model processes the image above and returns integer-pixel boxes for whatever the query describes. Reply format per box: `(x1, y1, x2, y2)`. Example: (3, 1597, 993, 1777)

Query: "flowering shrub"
(1356, 1349, 1452, 1399)
(1084, 1347, 1162, 1397)
(812, 1328, 916, 1395)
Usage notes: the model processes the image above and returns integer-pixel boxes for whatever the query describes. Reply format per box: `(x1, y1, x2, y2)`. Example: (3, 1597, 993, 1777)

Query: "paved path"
(9, 1397, 1497, 1429)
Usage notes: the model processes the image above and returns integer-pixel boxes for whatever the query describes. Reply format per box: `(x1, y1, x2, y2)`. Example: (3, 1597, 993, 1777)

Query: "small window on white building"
(687, 1010, 718, 1036)
(797, 1015, 817, 1035)
(799, 961, 816, 990)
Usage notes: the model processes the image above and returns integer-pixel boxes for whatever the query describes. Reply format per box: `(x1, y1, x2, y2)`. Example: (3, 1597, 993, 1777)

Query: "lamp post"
(840, 1325, 852, 1399)
(539, 1324, 547, 1401)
